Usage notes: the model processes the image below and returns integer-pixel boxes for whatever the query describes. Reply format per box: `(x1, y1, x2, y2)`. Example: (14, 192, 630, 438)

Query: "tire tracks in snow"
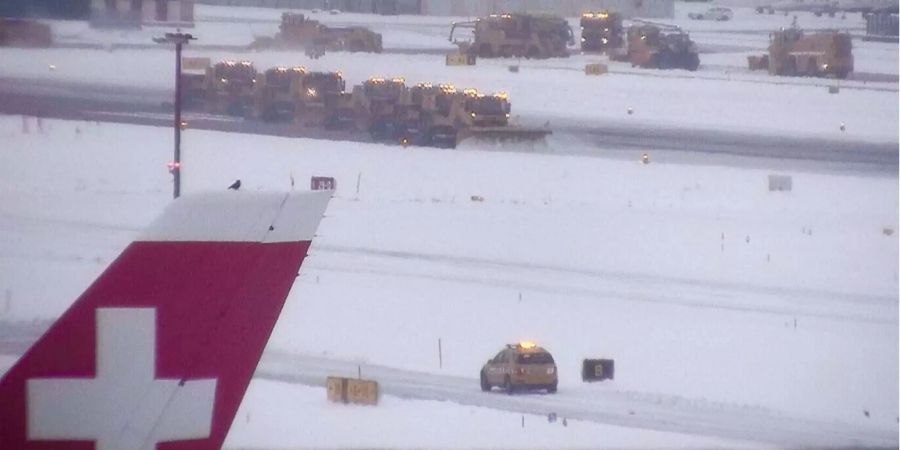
(306, 244, 897, 325)
(255, 351, 898, 448)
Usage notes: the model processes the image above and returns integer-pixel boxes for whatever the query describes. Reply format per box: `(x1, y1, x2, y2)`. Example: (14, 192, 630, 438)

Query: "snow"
(0, 116, 895, 447)
(0, 4, 896, 446)
(222, 379, 768, 449)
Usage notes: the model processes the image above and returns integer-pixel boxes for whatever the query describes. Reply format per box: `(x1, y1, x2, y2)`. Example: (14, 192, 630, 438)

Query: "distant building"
(91, 0, 195, 28)
(196, 0, 674, 18)
(0, 0, 91, 19)
(864, 11, 898, 41)
(421, 0, 674, 18)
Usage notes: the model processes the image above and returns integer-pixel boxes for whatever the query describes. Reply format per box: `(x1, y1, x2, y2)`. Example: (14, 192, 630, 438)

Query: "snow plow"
(206, 60, 258, 116)
(747, 27, 853, 78)
(178, 59, 259, 116)
(178, 60, 259, 116)
(450, 13, 574, 59)
(0, 18, 52, 47)
(251, 66, 308, 121)
(351, 77, 417, 141)
(412, 84, 550, 147)
(181, 58, 549, 149)
(580, 11, 625, 56)
(180, 57, 212, 109)
(293, 71, 353, 128)
(252, 13, 382, 55)
(624, 21, 700, 71)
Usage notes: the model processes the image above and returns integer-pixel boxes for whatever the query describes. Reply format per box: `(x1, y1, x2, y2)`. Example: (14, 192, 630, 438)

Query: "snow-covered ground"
(0, 356, 764, 449)
(223, 380, 764, 449)
(0, 4, 896, 447)
(0, 116, 895, 447)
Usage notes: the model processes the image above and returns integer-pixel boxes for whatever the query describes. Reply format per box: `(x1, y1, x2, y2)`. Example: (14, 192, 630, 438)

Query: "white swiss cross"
(26, 307, 218, 450)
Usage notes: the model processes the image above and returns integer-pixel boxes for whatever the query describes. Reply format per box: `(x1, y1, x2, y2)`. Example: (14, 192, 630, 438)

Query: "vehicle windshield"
(304, 73, 343, 93)
(468, 96, 507, 115)
(215, 64, 255, 82)
(516, 352, 554, 364)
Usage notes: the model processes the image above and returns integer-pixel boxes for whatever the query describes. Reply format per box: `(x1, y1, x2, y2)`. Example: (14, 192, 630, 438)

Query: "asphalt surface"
(0, 76, 896, 175)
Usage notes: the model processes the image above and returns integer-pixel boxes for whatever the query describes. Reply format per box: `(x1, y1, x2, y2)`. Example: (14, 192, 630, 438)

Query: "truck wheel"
(478, 44, 493, 58)
(504, 376, 515, 395)
(547, 382, 558, 394)
(806, 60, 819, 77)
(657, 50, 673, 69)
(480, 371, 491, 392)
(685, 53, 700, 71)
(782, 58, 797, 77)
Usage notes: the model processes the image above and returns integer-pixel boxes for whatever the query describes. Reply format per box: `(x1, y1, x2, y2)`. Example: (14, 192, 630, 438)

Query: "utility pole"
(153, 32, 195, 199)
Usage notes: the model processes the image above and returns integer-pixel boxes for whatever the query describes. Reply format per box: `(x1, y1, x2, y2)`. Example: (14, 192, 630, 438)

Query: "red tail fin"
(0, 190, 331, 450)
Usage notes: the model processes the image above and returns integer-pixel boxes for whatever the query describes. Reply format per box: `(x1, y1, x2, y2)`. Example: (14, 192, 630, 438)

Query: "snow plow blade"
(458, 126, 552, 145)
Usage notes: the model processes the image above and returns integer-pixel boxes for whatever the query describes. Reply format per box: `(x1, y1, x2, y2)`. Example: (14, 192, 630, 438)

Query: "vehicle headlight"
(470, 112, 476, 118)
(220, 78, 227, 83)
(548, 367, 555, 374)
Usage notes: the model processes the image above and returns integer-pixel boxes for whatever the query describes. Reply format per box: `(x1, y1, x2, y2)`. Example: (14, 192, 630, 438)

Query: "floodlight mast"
(153, 32, 196, 199)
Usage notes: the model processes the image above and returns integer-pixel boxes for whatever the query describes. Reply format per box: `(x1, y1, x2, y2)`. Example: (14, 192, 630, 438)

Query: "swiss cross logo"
(26, 308, 218, 450)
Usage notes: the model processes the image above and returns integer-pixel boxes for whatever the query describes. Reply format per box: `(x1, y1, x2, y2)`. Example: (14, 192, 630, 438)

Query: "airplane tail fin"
(0, 190, 331, 450)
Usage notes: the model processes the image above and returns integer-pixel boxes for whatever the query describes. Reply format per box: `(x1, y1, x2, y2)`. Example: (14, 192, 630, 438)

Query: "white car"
(688, 7, 734, 20)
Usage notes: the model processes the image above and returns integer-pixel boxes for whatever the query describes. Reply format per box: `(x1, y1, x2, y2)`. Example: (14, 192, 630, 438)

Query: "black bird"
(228, 179, 241, 190)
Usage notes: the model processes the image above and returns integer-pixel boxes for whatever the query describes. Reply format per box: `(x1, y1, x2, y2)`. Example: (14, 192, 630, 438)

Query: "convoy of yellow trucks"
(166, 8, 854, 149)
(1, 8, 855, 148)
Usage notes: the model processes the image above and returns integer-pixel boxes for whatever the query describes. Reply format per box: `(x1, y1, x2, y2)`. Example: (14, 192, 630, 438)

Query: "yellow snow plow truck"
(450, 13, 574, 59)
(580, 10, 625, 56)
(625, 21, 700, 71)
(748, 27, 853, 78)
(253, 12, 382, 55)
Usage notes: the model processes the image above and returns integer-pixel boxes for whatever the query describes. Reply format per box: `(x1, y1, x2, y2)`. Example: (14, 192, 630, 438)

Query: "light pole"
(154, 32, 195, 199)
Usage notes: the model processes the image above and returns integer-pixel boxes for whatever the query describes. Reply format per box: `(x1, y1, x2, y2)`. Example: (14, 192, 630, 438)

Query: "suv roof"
(506, 341, 548, 353)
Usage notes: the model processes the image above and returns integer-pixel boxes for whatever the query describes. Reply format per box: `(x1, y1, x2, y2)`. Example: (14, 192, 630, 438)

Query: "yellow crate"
(446, 52, 475, 66)
(347, 378, 379, 405)
(326, 376, 347, 403)
(585, 63, 608, 75)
